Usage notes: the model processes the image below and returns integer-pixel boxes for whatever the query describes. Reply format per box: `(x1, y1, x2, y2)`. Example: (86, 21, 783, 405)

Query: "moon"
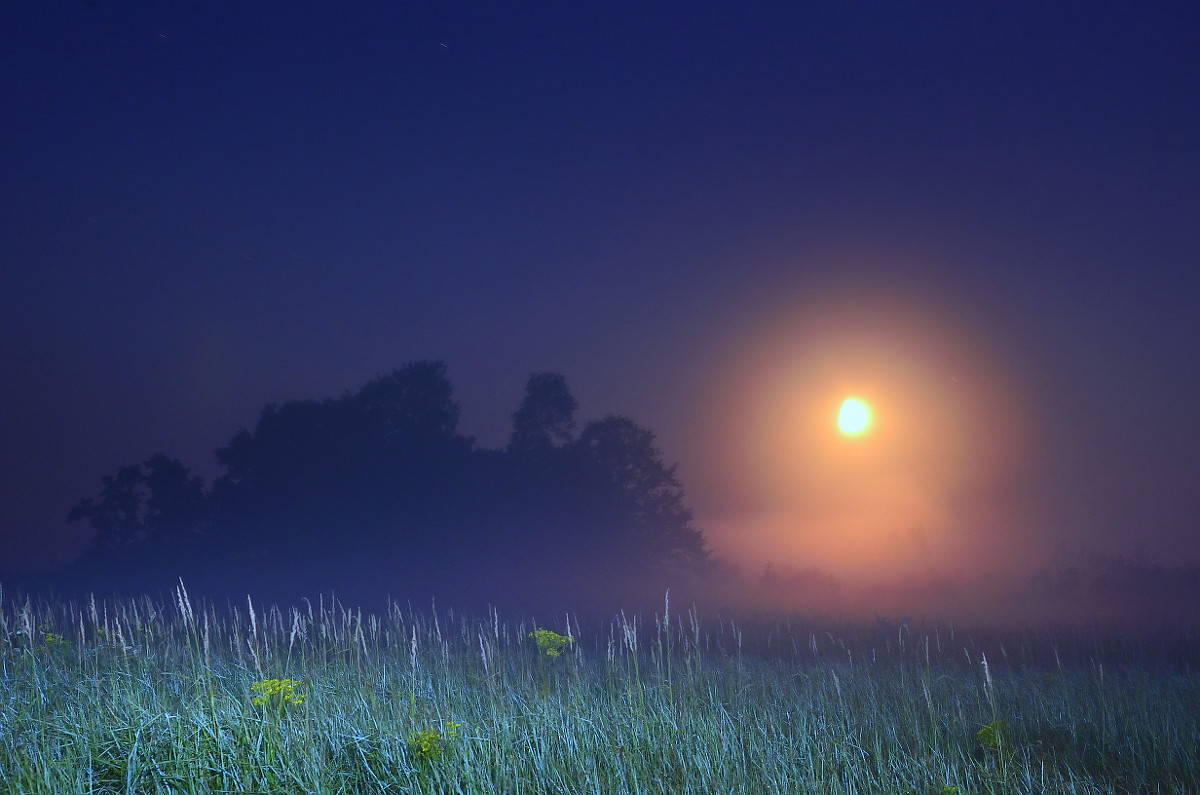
(838, 398, 869, 434)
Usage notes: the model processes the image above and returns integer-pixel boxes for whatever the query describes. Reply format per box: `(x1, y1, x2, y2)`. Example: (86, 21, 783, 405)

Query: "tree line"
(61, 362, 712, 610)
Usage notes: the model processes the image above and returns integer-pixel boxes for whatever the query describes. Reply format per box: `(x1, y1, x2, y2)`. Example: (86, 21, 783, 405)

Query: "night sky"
(2, 4, 1198, 614)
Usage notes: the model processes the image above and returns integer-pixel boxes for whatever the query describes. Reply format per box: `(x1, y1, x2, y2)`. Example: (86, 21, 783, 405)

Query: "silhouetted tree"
(68, 462, 147, 550)
(349, 360, 473, 508)
(64, 453, 209, 595)
(59, 360, 712, 608)
(140, 454, 209, 541)
(213, 397, 367, 505)
(576, 415, 710, 572)
(352, 360, 462, 444)
(204, 361, 475, 600)
(214, 361, 465, 494)
(68, 453, 207, 552)
(508, 373, 578, 455)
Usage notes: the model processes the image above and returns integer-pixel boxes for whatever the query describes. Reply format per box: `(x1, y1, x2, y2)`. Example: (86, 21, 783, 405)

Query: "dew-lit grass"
(1, 582, 1197, 794)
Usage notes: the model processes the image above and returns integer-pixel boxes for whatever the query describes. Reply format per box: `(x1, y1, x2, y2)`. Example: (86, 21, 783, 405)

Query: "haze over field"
(2, 3, 1198, 625)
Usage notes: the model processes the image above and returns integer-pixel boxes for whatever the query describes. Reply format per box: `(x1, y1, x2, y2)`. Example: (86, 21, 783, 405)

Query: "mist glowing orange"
(693, 284, 1036, 589)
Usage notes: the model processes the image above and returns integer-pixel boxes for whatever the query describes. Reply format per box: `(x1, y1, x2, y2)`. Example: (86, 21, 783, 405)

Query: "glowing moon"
(838, 398, 869, 434)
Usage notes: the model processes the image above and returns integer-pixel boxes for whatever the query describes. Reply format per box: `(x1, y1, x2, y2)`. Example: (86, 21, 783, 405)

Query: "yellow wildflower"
(250, 678, 305, 708)
(529, 628, 573, 657)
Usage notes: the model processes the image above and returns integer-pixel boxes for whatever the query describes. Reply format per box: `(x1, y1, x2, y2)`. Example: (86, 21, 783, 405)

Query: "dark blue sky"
(2, 3, 1198, 582)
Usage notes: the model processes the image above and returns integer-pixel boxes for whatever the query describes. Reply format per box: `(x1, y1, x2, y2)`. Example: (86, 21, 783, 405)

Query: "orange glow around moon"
(838, 398, 869, 434)
(694, 283, 1036, 587)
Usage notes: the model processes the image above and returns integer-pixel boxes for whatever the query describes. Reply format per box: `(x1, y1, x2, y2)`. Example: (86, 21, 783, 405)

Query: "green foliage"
(529, 628, 573, 657)
(409, 721, 461, 763)
(976, 718, 1006, 751)
(40, 631, 68, 648)
(250, 678, 306, 708)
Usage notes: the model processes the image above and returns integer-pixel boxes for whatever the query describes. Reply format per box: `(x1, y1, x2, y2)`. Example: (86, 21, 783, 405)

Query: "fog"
(691, 284, 1041, 586)
(1, 286, 1195, 631)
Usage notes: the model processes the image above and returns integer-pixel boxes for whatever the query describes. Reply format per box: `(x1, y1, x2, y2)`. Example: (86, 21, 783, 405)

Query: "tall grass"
(1, 582, 1197, 794)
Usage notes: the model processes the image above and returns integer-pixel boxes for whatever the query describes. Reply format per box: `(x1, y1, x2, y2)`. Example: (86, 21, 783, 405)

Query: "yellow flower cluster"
(250, 678, 305, 707)
(410, 722, 461, 762)
(41, 632, 69, 647)
(976, 719, 1006, 750)
(529, 628, 573, 657)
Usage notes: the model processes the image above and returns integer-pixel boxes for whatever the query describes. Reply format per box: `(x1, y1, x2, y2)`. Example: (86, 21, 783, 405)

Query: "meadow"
(1, 582, 1198, 794)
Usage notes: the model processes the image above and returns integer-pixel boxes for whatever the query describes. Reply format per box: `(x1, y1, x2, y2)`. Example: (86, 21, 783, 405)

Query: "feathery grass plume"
(981, 651, 995, 713)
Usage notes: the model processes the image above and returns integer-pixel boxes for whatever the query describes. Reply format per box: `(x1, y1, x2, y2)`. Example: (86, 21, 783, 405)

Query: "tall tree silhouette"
(576, 415, 710, 572)
(207, 361, 474, 598)
(214, 362, 467, 505)
(66, 453, 209, 593)
(508, 372, 578, 455)
(349, 360, 472, 506)
(69, 453, 207, 552)
(352, 360, 462, 444)
(68, 462, 147, 551)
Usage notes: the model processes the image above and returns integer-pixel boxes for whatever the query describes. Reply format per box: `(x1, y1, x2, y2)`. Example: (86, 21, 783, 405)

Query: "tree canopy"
(509, 372, 578, 454)
(64, 362, 710, 608)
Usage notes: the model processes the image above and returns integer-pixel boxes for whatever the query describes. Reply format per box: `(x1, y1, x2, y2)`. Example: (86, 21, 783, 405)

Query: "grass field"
(1, 582, 1198, 794)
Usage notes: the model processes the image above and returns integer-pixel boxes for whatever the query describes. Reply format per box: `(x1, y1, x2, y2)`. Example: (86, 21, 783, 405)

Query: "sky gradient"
(2, 4, 1198, 611)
